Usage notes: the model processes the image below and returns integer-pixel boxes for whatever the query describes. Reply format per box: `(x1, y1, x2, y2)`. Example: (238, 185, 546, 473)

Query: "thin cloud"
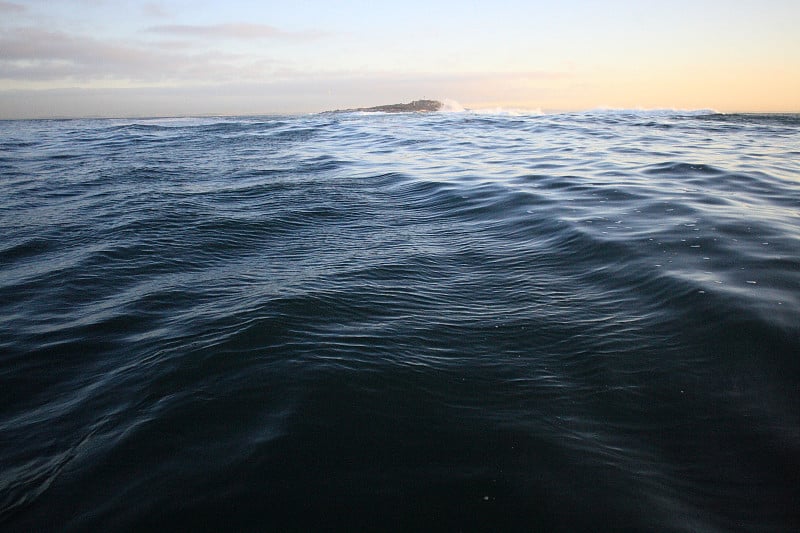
(0, 1, 25, 12)
(0, 27, 282, 84)
(142, 2, 169, 18)
(146, 23, 323, 41)
(1, 28, 152, 64)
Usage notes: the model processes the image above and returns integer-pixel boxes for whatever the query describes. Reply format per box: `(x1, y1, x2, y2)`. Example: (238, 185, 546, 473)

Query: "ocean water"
(1, 109, 799, 531)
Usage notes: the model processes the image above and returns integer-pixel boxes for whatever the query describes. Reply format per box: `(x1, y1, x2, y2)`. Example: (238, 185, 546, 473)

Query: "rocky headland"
(336, 100, 443, 113)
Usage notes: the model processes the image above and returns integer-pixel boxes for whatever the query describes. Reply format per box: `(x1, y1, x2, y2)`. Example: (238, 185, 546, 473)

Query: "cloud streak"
(0, 1, 25, 12)
(146, 23, 323, 41)
(0, 27, 286, 84)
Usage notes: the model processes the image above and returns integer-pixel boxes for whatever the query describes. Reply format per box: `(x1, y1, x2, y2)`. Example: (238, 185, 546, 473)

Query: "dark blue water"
(1, 110, 799, 531)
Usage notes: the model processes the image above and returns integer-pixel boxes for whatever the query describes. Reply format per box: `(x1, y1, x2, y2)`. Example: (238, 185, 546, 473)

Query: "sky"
(1, 0, 798, 118)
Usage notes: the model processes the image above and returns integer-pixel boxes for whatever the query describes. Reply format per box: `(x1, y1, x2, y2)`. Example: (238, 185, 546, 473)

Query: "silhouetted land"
(335, 100, 443, 113)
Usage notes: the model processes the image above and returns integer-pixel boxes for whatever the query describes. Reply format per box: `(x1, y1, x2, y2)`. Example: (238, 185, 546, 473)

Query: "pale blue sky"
(1, 0, 798, 117)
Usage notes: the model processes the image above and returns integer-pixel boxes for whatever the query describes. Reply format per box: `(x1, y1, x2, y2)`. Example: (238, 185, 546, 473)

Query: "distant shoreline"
(332, 100, 443, 113)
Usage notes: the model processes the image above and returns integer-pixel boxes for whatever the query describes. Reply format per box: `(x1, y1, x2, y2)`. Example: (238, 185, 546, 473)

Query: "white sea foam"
(440, 99, 466, 113)
(585, 106, 718, 116)
(440, 99, 543, 116)
(471, 106, 543, 116)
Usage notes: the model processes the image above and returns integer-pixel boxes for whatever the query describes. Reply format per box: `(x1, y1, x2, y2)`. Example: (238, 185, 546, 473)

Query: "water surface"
(1, 110, 799, 531)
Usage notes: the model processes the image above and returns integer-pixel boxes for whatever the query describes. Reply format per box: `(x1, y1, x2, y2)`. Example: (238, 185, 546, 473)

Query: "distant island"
(334, 100, 443, 113)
